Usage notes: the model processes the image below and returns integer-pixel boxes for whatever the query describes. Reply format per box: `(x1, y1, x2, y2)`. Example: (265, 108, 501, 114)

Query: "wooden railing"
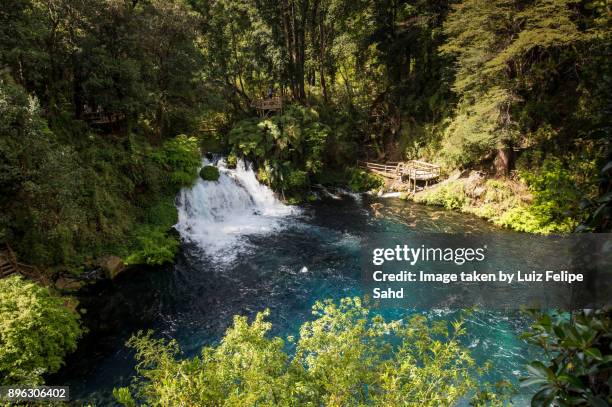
(402, 160, 441, 180)
(82, 111, 125, 125)
(357, 161, 403, 177)
(0, 243, 45, 283)
(251, 96, 283, 111)
(358, 159, 441, 192)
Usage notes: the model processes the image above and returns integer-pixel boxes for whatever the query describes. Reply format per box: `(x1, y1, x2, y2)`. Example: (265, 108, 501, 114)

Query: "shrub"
(519, 158, 591, 233)
(484, 179, 513, 203)
(152, 135, 201, 187)
(494, 205, 546, 233)
(227, 105, 330, 194)
(199, 165, 219, 181)
(0, 276, 83, 385)
(417, 181, 468, 210)
(115, 298, 490, 406)
(124, 226, 179, 266)
(521, 309, 611, 406)
(347, 168, 385, 192)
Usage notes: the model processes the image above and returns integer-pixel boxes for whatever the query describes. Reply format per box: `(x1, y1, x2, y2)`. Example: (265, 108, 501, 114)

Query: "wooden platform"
(358, 160, 441, 192)
(251, 96, 283, 117)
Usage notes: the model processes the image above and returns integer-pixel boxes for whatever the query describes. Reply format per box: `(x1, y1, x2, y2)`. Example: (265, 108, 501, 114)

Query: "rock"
(472, 186, 486, 198)
(100, 256, 125, 279)
(55, 276, 84, 291)
(390, 180, 410, 192)
(370, 202, 384, 217)
(447, 169, 470, 181)
(464, 171, 486, 197)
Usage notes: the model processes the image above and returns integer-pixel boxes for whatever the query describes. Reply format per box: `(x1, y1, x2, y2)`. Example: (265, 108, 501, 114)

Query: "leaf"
(558, 374, 585, 391)
(587, 396, 609, 407)
(531, 386, 556, 407)
(584, 347, 603, 361)
(520, 377, 549, 387)
(526, 361, 554, 380)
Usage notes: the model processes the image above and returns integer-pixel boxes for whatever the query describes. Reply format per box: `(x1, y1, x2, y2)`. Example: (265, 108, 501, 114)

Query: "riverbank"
(398, 170, 553, 234)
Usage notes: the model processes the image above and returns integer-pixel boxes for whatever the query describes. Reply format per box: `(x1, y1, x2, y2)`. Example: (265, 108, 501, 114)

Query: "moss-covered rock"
(100, 255, 125, 279)
(200, 165, 220, 181)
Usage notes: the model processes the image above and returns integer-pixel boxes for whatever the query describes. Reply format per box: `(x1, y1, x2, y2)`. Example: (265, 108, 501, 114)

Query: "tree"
(115, 298, 491, 406)
(440, 0, 595, 173)
(0, 275, 83, 385)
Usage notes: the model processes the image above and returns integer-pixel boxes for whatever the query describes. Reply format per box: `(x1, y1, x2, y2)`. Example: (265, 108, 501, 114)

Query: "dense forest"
(0, 0, 611, 405)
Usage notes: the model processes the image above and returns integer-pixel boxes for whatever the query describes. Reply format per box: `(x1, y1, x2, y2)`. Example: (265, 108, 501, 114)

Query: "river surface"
(55, 159, 536, 405)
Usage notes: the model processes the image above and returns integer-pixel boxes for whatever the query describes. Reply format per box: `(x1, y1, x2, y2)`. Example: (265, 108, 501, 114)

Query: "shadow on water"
(53, 186, 535, 405)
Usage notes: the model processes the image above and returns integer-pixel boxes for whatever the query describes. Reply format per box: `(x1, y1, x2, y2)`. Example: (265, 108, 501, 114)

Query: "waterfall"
(175, 158, 298, 261)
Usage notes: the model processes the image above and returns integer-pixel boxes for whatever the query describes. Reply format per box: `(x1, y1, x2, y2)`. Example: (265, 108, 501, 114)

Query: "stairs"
(0, 250, 17, 278)
(0, 244, 43, 283)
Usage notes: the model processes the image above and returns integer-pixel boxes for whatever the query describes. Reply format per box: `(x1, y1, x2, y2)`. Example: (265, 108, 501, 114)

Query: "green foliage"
(519, 158, 597, 233)
(578, 155, 612, 232)
(116, 298, 491, 406)
(495, 205, 547, 234)
(152, 135, 201, 187)
(483, 179, 513, 203)
(439, 0, 609, 169)
(124, 226, 179, 266)
(521, 309, 611, 406)
(417, 181, 468, 210)
(0, 77, 194, 271)
(0, 276, 83, 385)
(346, 168, 385, 192)
(199, 166, 220, 181)
(0, 76, 108, 267)
(228, 105, 330, 199)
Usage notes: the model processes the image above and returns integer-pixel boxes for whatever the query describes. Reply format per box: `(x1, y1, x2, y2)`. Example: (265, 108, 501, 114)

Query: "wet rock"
(371, 202, 384, 217)
(100, 256, 125, 279)
(55, 276, 84, 291)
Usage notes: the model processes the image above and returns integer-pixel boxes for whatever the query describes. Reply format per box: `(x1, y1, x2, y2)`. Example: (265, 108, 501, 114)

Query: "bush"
(0, 276, 83, 385)
(152, 135, 201, 187)
(417, 180, 468, 210)
(347, 168, 385, 192)
(124, 226, 179, 266)
(520, 158, 594, 233)
(115, 298, 490, 406)
(521, 309, 611, 406)
(199, 165, 219, 181)
(227, 105, 330, 194)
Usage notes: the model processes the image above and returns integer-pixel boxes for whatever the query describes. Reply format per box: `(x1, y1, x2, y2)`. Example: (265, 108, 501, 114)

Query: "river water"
(55, 159, 536, 404)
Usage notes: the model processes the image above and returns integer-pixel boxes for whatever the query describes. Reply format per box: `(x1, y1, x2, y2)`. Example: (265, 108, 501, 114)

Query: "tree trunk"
(494, 147, 514, 177)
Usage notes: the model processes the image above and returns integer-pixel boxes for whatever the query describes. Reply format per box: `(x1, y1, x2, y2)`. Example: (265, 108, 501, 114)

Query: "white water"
(175, 158, 298, 261)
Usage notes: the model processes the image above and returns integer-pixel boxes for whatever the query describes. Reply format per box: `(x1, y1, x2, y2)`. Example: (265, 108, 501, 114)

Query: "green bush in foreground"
(115, 298, 507, 406)
(199, 165, 220, 181)
(521, 308, 611, 406)
(0, 276, 83, 385)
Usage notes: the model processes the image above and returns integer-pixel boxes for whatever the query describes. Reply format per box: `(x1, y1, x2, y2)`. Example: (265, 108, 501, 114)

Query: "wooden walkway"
(251, 96, 283, 117)
(0, 244, 44, 283)
(358, 160, 441, 192)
